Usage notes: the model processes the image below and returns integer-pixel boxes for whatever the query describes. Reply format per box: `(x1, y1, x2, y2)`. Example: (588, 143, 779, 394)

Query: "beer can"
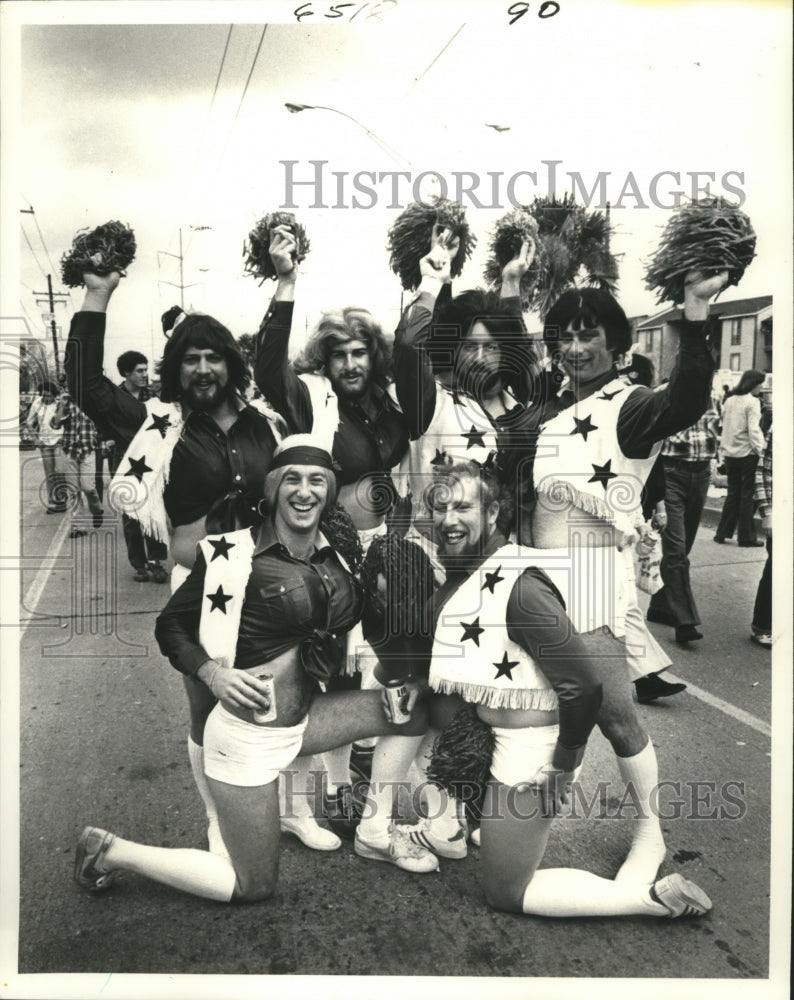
(384, 677, 411, 725)
(252, 672, 277, 725)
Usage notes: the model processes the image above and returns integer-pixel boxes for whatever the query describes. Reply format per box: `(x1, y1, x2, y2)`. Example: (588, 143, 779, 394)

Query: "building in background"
(635, 295, 773, 387)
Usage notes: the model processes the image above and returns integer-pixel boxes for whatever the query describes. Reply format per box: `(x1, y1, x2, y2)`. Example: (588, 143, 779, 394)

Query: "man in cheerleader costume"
(254, 226, 415, 848)
(65, 256, 338, 858)
(527, 268, 730, 883)
(422, 458, 712, 918)
(383, 236, 545, 860)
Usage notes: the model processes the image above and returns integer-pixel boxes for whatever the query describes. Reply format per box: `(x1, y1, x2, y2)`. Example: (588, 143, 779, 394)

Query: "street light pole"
(285, 102, 412, 168)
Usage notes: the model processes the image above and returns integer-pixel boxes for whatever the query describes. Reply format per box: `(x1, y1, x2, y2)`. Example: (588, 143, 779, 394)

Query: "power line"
(209, 25, 234, 112)
(21, 223, 48, 282)
(407, 24, 466, 93)
(232, 24, 268, 125)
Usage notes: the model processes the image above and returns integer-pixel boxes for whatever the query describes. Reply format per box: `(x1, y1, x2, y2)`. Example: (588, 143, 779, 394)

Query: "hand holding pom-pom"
(60, 221, 136, 288)
(243, 211, 310, 284)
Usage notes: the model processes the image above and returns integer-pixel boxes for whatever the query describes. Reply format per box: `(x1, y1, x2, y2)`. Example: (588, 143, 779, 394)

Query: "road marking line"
(20, 516, 70, 639)
(664, 671, 772, 738)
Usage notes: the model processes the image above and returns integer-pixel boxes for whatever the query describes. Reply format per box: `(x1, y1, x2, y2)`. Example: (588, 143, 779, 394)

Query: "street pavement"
(10, 450, 786, 991)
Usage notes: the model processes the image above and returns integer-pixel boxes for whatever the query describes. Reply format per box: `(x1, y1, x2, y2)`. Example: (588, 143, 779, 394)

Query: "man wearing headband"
(65, 258, 332, 858)
(74, 436, 429, 903)
(255, 226, 413, 841)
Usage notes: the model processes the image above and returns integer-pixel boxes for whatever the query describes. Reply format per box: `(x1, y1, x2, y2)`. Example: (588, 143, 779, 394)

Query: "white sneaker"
(354, 822, 439, 873)
(469, 826, 481, 847)
(406, 817, 468, 860)
(280, 816, 341, 852)
(651, 874, 712, 917)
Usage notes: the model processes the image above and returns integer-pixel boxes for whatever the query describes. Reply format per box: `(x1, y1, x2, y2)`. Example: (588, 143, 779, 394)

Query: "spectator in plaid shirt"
(750, 427, 772, 648)
(106, 351, 169, 583)
(50, 389, 104, 538)
(646, 391, 722, 645)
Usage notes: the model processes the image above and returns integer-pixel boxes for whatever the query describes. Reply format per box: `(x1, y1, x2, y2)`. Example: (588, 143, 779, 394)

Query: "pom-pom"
(243, 211, 311, 284)
(483, 207, 542, 308)
(60, 221, 137, 288)
(644, 197, 756, 305)
(425, 704, 494, 821)
(386, 197, 476, 291)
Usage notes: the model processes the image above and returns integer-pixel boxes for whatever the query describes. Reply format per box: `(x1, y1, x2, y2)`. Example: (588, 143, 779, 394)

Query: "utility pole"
(158, 225, 210, 309)
(33, 275, 69, 379)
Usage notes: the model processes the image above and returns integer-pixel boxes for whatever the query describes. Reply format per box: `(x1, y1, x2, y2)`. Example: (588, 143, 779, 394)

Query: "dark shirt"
(255, 301, 410, 498)
(65, 311, 279, 529)
(155, 521, 363, 676)
(429, 531, 602, 772)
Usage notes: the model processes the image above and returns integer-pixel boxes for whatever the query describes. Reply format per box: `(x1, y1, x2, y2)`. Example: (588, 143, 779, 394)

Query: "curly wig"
(292, 307, 393, 390)
(155, 314, 251, 403)
(428, 288, 541, 404)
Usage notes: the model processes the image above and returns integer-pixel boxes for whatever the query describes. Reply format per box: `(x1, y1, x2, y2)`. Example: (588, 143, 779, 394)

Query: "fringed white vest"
(298, 373, 340, 455)
(429, 543, 559, 711)
(532, 378, 660, 536)
(392, 383, 498, 518)
(108, 398, 284, 545)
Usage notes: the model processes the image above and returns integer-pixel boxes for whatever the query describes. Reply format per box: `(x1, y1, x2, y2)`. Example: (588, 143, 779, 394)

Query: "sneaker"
(74, 826, 120, 892)
(406, 817, 468, 859)
(322, 784, 361, 840)
(148, 563, 169, 584)
(354, 822, 439, 873)
(280, 815, 341, 852)
(635, 672, 687, 704)
(469, 826, 481, 847)
(650, 873, 712, 917)
(750, 633, 772, 649)
(645, 607, 676, 627)
(675, 625, 703, 645)
(133, 567, 150, 582)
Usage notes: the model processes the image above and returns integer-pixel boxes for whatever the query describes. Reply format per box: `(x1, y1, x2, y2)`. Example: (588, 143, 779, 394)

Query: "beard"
(183, 378, 230, 412)
(328, 369, 371, 401)
(455, 360, 503, 400)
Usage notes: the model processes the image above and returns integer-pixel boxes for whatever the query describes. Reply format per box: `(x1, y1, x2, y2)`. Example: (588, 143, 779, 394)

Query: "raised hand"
(268, 224, 298, 280)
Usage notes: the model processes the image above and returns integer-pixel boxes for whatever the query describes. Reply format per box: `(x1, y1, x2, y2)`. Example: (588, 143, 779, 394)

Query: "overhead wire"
(406, 24, 466, 94)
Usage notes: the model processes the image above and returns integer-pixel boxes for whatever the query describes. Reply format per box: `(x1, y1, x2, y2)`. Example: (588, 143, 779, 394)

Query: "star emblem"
(588, 460, 618, 491)
(208, 536, 235, 561)
(493, 651, 519, 680)
(461, 425, 487, 449)
(597, 388, 623, 402)
(430, 449, 449, 467)
(146, 412, 172, 438)
(125, 455, 153, 482)
(570, 415, 598, 441)
(482, 565, 504, 593)
(206, 585, 232, 614)
(460, 617, 485, 646)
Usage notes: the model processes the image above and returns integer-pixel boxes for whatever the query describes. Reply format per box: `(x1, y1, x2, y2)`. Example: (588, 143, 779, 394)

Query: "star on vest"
(532, 377, 659, 536)
(108, 398, 284, 544)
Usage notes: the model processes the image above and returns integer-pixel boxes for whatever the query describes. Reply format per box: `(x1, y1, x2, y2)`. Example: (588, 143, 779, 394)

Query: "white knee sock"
(359, 733, 423, 841)
(615, 740, 667, 883)
(106, 837, 236, 902)
(323, 745, 352, 795)
(280, 754, 324, 820)
(522, 868, 666, 918)
(412, 729, 461, 835)
(187, 737, 227, 857)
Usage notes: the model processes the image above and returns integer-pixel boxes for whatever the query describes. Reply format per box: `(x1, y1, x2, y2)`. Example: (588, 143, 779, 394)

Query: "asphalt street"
(10, 449, 785, 991)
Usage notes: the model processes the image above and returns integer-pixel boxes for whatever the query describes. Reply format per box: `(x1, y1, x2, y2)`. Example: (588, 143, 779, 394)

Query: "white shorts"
(203, 703, 309, 787)
(490, 724, 559, 787)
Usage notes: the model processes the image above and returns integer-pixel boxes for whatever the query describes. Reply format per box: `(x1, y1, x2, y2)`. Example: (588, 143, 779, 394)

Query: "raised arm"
(618, 270, 728, 458)
(64, 262, 146, 449)
(253, 225, 313, 433)
(392, 242, 453, 438)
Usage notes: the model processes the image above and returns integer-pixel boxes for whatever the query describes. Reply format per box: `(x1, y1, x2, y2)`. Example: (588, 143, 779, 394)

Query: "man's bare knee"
(484, 878, 523, 913)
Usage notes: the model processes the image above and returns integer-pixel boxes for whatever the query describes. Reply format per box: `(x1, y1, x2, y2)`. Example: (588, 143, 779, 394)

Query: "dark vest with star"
(393, 382, 498, 521)
(532, 378, 659, 537)
(428, 543, 558, 711)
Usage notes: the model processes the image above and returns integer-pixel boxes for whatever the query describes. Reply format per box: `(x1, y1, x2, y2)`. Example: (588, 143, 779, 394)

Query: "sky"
(2, 0, 791, 373)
